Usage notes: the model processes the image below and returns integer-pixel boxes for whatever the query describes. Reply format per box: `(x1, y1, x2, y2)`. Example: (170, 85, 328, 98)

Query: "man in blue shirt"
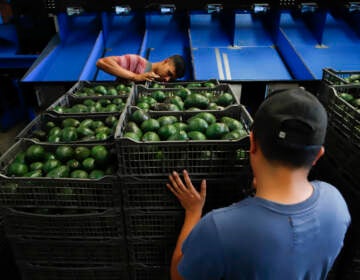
(167, 88, 351, 280)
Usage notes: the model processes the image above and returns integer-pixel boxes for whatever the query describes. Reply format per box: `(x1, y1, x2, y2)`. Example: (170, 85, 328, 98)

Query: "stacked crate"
(317, 69, 360, 280)
(0, 81, 133, 280)
(115, 81, 253, 279)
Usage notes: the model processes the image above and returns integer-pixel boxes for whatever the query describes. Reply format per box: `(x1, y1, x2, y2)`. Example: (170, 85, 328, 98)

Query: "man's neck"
(254, 166, 313, 205)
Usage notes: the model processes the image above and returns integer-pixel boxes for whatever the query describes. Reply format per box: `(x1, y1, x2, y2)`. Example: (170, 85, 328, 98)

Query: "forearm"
(171, 210, 202, 280)
(96, 57, 136, 80)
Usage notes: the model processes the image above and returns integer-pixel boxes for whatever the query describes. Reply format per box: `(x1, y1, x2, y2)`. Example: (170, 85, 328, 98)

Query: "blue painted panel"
(276, 29, 315, 80)
(279, 12, 318, 46)
(234, 13, 273, 46)
(104, 13, 145, 53)
(192, 47, 291, 80)
(0, 37, 18, 58)
(80, 32, 105, 81)
(321, 13, 360, 47)
(222, 47, 291, 80)
(23, 14, 101, 81)
(291, 44, 360, 78)
(0, 24, 18, 44)
(279, 12, 360, 79)
(190, 13, 232, 47)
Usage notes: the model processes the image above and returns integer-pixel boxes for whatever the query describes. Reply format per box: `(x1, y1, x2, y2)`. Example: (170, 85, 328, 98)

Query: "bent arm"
(96, 56, 159, 82)
(171, 211, 202, 280)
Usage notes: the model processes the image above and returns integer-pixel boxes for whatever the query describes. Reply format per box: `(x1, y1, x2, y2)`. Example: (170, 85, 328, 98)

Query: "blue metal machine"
(17, 0, 360, 84)
(1, 0, 360, 124)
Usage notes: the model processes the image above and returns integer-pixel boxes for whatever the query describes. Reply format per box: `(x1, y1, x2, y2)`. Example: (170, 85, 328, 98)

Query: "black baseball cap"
(253, 87, 328, 148)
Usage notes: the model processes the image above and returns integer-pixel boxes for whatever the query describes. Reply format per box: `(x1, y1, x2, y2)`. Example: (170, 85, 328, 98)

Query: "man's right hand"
(132, 72, 160, 82)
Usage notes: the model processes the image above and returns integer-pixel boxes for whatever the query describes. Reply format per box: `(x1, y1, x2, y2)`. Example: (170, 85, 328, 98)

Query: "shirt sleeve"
(178, 212, 224, 280)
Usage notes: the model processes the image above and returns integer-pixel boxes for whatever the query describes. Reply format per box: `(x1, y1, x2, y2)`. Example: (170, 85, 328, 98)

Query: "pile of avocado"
(135, 87, 235, 112)
(150, 81, 217, 89)
(7, 144, 115, 179)
(30, 115, 118, 143)
(123, 109, 248, 142)
(342, 74, 360, 84)
(52, 97, 126, 114)
(73, 84, 131, 97)
(338, 92, 360, 109)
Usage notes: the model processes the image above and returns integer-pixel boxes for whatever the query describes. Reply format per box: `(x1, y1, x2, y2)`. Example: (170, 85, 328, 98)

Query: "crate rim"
(114, 105, 252, 144)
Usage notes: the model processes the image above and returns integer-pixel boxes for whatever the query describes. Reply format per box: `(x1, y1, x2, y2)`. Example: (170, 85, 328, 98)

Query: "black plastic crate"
(129, 263, 169, 280)
(312, 155, 360, 222)
(322, 68, 360, 85)
(66, 81, 133, 98)
(318, 84, 360, 148)
(124, 210, 183, 239)
(10, 237, 127, 266)
(324, 126, 359, 187)
(127, 238, 175, 266)
(145, 79, 220, 89)
(4, 208, 124, 240)
(18, 262, 129, 280)
(130, 84, 240, 113)
(16, 112, 120, 144)
(115, 106, 252, 177)
(46, 93, 129, 116)
(0, 140, 121, 209)
(121, 173, 252, 211)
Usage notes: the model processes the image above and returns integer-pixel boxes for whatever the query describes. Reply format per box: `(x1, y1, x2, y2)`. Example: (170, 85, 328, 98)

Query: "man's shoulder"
(312, 180, 345, 199)
(209, 197, 257, 218)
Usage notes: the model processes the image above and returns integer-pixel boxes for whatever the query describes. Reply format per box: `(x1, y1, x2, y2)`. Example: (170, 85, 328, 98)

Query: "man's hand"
(167, 170, 207, 280)
(167, 170, 206, 215)
(133, 72, 160, 82)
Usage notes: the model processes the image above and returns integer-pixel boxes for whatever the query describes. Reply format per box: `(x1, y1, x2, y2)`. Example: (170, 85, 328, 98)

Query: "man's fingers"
(183, 170, 196, 192)
(166, 183, 180, 198)
(150, 72, 160, 78)
(200, 179, 207, 200)
(172, 171, 188, 193)
(168, 173, 181, 193)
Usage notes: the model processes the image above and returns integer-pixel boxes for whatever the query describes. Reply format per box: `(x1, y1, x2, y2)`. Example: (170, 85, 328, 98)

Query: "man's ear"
(312, 146, 325, 166)
(249, 131, 257, 154)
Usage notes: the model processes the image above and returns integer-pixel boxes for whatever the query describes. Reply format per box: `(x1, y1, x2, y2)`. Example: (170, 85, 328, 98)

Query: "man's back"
(179, 181, 351, 280)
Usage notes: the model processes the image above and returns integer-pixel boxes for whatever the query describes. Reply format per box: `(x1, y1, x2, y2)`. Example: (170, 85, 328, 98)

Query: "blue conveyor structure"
(20, 8, 360, 84)
(278, 11, 360, 79)
(22, 13, 101, 82)
(190, 12, 292, 80)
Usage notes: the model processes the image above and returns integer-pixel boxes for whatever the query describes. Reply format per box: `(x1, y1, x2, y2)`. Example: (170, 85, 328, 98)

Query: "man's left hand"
(167, 170, 206, 215)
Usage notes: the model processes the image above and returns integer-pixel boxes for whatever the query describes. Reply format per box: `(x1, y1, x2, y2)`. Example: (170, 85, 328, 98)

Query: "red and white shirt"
(114, 54, 152, 74)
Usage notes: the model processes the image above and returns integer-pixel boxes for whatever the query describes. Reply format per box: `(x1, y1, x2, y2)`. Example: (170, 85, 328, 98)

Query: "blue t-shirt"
(179, 181, 351, 280)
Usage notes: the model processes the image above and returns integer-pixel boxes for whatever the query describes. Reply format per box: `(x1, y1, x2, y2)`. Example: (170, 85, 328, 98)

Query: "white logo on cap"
(278, 131, 286, 139)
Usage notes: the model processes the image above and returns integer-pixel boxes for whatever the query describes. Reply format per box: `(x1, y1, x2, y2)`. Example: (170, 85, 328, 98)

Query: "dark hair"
(253, 128, 321, 168)
(169, 55, 185, 79)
